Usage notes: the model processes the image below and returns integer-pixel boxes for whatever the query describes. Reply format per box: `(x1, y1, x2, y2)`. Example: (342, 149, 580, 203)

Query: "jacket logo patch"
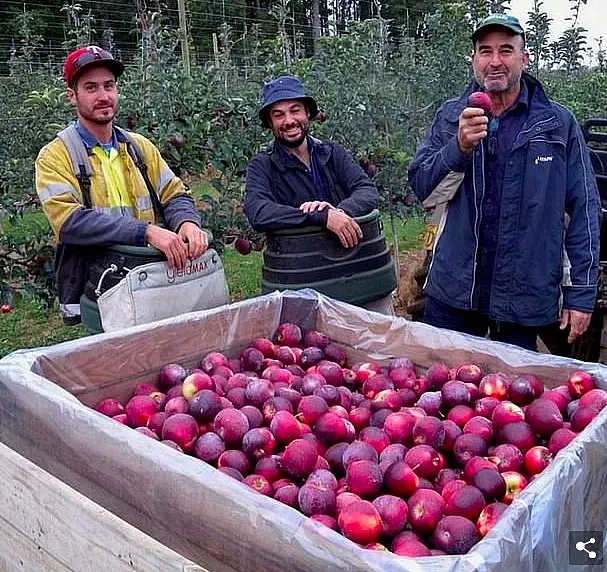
(535, 155, 553, 165)
(167, 258, 209, 283)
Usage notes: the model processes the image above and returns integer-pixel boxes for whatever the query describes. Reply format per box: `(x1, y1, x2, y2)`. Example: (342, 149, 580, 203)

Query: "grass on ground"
(0, 297, 88, 358)
(0, 212, 424, 358)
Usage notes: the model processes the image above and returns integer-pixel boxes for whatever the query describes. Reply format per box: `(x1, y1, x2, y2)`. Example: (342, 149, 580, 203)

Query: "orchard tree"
(555, 26, 588, 73)
(8, 9, 44, 75)
(466, 0, 511, 23)
(525, 0, 552, 75)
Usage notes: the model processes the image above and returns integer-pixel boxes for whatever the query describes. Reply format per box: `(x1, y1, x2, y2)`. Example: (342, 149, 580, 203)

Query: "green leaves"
(1, 4, 606, 308)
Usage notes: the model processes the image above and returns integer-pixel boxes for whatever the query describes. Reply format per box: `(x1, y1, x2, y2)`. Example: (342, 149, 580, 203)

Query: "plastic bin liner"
(0, 289, 606, 572)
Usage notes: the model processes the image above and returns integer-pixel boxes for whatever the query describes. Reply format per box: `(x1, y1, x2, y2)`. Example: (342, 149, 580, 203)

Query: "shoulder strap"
(57, 125, 93, 208)
(115, 127, 165, 224)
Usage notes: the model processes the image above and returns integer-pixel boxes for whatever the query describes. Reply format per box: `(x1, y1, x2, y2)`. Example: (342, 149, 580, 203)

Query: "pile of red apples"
(93, 323, 606, 557)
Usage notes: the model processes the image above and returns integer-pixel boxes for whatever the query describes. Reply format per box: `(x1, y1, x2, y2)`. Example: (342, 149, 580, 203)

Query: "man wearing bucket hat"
(408, 14, 601, 351)
(35, 46, 208, 324)
(244, 75, 379, 249)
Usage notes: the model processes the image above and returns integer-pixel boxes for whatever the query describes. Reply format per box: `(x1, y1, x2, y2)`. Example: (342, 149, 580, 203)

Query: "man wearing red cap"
(35, 46, 208, 324)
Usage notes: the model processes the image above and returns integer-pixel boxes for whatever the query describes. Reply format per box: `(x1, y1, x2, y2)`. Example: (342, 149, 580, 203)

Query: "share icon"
(569, 530, 604, 565)
(576, 537, 598, 559)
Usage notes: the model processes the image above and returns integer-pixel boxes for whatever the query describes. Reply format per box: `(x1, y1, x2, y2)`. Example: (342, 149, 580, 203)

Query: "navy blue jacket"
(244, 138, 379, 231)
(408, 73, 601, 326)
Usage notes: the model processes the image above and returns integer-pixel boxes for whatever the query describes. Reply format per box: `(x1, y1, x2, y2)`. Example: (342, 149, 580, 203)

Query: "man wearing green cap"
(408, 15, 601, 351)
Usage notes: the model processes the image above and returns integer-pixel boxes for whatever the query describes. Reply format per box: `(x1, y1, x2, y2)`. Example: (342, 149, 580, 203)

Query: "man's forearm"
(59, 209, 147, 246)
(163, 194, 202, 231)
(244, 200, 327, 231)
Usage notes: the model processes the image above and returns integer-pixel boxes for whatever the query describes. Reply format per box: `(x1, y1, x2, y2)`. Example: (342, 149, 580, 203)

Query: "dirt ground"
(393, 249, 426, 319)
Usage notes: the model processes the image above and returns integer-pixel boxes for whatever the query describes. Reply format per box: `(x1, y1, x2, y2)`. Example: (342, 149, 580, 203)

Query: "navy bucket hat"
(259, 76, 319, 128)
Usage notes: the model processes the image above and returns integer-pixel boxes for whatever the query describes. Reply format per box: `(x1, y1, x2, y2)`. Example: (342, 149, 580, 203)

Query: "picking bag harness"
(57, 124, 165, 220)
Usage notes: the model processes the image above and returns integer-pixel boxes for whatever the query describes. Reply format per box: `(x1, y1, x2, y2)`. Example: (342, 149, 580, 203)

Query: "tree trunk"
(311, 0, 321, 52)
(359, 0, 371, 20)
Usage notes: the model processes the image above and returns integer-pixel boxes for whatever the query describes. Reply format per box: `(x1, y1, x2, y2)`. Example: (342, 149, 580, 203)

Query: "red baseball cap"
(63, 46, 125, 86)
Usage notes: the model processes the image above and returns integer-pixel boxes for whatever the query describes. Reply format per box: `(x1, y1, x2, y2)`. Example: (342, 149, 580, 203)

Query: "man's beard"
(89, 115, 114, 125)
(477, 69, 522, 94)
(80, 103, 117, 125)
(276, 122, 309, 148)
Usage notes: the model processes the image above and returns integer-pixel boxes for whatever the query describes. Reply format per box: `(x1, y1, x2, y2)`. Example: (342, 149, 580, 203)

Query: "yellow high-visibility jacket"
(36, 129, 199, 246)
(35, 127, 201, 317)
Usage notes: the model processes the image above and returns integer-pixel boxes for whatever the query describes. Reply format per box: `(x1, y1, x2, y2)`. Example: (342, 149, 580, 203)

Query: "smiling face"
(67, 65, 118, 126)
(472, 29, 529, 95)
(268, 99, 310, 148)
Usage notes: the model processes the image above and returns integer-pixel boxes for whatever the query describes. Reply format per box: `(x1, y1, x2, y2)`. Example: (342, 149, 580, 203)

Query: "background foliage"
(0, 0, 605, 309)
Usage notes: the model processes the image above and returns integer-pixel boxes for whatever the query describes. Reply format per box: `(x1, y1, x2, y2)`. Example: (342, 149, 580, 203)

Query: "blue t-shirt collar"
(74, 120, 118, 154)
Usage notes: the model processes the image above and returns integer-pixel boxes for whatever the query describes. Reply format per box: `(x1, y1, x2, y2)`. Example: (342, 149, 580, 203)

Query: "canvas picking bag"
(97, 248, 229, 332)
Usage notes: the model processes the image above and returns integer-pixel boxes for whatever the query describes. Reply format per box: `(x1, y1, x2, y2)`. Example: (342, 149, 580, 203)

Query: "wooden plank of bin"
(0, 442, 208, 572)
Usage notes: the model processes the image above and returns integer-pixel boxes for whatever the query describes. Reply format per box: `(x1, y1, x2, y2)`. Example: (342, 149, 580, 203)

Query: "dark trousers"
(423, 296, 538, 352)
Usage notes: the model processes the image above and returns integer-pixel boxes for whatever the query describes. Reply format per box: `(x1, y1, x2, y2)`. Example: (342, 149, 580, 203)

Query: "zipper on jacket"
(483, 114, 558, 318)
(470, 142, 486, 309)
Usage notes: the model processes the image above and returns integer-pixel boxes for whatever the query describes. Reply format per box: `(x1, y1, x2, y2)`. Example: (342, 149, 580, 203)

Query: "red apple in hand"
(467, 91, 493, 114)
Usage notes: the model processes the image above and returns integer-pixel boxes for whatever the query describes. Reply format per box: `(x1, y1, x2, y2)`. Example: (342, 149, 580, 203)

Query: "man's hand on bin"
(326, 208, 363, 249)
(299, 200, 333, 213)
(178, 222, 209, 260)
(145, 225, 190, 269)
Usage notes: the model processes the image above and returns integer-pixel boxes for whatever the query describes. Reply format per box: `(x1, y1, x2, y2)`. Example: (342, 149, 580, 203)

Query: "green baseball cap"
(472, 13, 525, 44)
